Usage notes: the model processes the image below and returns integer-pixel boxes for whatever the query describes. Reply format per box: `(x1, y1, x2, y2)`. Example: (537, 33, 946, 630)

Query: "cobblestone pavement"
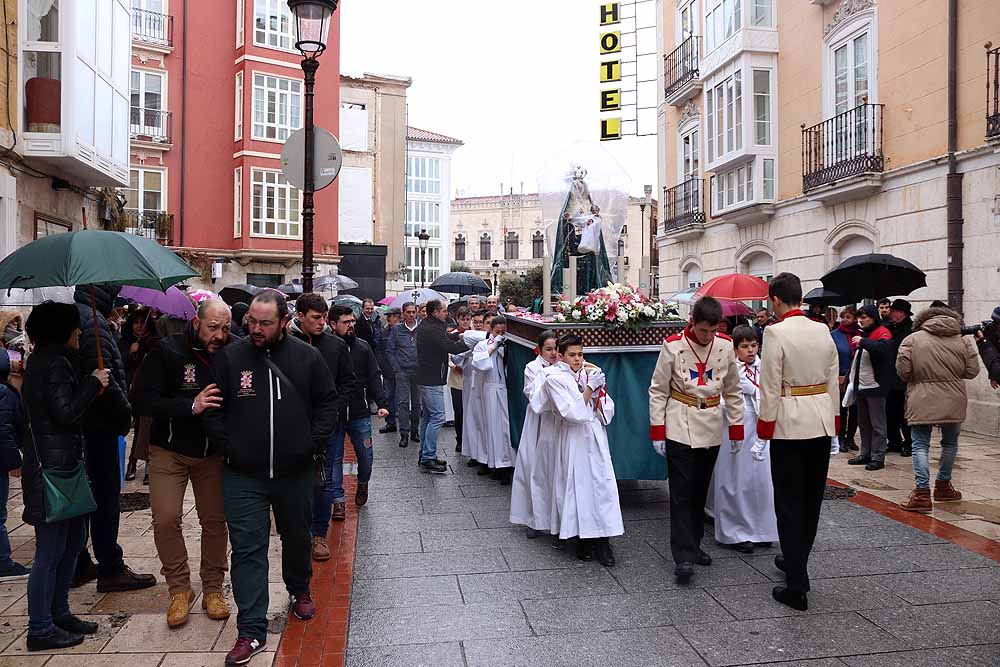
(2, 425, 998, 667)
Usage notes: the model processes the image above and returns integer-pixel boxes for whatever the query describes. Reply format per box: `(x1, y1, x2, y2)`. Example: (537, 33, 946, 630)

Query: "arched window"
(531, 231, 545, 259)
(454, 234, 466, 261)
(479, 233, 491, 261)
(504, 231, 519, 260)
(617, 237, 625, 257)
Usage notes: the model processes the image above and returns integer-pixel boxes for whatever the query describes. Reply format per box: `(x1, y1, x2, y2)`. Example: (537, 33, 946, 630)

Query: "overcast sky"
(339, 0, 660, 200)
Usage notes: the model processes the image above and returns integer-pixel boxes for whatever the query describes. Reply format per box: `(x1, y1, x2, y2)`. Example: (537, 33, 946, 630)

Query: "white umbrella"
(387, 288, 448, 309)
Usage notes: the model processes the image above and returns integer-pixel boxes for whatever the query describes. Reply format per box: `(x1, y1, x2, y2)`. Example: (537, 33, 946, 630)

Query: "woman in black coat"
(20, 302, 113, 651)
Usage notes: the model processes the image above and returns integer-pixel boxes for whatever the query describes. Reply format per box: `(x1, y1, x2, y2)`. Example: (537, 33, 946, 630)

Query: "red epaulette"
(665, 333, 683, 343)
(716, 332, 732, 341)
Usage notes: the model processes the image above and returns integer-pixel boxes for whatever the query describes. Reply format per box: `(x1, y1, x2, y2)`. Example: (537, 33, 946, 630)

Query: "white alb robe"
(539, 362, 624, 540)
(509, 356, 559, 532)
(472, 336, 515, 469)
(711, 356, 779, 544)
(458, 330, 488, 463)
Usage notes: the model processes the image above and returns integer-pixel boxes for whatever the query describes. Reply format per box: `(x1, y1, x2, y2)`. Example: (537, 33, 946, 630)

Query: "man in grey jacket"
(386, 302, 421, 448)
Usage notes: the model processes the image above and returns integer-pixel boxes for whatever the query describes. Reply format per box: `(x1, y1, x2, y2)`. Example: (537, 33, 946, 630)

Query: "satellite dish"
(280, 126, 343, 192)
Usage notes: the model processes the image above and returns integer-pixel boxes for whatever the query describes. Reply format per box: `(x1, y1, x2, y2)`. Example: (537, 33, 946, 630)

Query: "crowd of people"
(0, 272, 996, 660)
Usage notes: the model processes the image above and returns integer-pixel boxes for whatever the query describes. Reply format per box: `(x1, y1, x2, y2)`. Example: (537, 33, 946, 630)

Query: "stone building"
(655, 0, 1000, 433)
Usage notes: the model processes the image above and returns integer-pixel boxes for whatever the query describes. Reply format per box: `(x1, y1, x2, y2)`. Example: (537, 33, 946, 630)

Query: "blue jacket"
(386, 322, 418, 374)
(831, 327, 854, 376)
(0, 351, 24, 471)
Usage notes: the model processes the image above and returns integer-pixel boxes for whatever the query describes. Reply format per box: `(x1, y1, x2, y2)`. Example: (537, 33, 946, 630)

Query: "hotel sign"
(599, 2, 622, 140)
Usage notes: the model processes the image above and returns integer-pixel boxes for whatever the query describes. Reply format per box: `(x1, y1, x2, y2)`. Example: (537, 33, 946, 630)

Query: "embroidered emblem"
(240, 371, 253, 390)
(690, 364, 713, 386)
(183, 364, 196, 385)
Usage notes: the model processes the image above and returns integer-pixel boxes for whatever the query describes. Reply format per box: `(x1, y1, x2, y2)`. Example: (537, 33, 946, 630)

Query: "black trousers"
(666, 441, 719, 564)
(770, 437, 830, 593)
(451, 387, 464, 446)
(886, 389, 911, 448)
(839, 397, 858, 442)
(77, 431, 126, 577)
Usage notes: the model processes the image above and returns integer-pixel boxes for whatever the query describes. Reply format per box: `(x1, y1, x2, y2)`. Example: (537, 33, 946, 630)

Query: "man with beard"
(884, 299, 914, 456)
(202, 291, 338, 666)
(133, 299, 233, 628)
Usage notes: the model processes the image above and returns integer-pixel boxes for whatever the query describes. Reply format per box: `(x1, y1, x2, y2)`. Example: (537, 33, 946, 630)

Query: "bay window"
(751, 0, 773, 28)
(404, 246, 440, 284)
(405, 201, 441, 239)
(254, 0, 294, 52)
(705, 0, 740, 52)
(407, 156, 441, 194)
(252, 73, 301, 141)
(710, 157, 775, 216)
(251, 169, 300, 238)
(753, 68, 770, 145)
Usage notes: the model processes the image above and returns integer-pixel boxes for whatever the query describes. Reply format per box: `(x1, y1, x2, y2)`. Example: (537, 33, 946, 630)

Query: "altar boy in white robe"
(472, 315, 515, 483)
(538, 333, 623, 566)
(712, 325, 779, 553)
(510, 330, 560, 537)
(459, 323, 488, 470)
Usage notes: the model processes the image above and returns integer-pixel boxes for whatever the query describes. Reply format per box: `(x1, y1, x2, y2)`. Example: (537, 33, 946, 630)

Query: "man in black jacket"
(884, 299, 914, 456)
(415, 299, 469, 473)
(133, 298, 233, 628)
(974, 306, 1000, 387)
(72, 284, 156, 593)
(289, 294, 356, 417)
(202, 291, 339, 666)
(353, 298, 381, 351)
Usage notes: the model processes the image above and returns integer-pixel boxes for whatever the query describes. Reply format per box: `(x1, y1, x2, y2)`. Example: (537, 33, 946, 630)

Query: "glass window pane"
(753, 69, 770, 145)
(834, 45, 849, 114)
(853, 33, 869, 106)
(734, 71, 743, 151)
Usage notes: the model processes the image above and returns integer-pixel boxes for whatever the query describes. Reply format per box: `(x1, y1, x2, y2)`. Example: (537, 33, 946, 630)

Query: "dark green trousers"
(222, 466, 313, 641)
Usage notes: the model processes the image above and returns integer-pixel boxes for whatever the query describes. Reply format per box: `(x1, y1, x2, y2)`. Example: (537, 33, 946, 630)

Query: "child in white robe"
(712, 325, 779, 551)
(510, 330, 560, 537)
(458, 325, 488, 469)
(472, 315, 515, 482)
(537, 333, 623, 566)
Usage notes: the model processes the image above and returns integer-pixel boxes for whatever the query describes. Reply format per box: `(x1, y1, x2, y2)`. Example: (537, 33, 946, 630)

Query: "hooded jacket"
(288, 318, 356, 419)
(0, 351, 23, 471)
(132, 323, 230, 459)
(339, 334, 388, 421)
(74, 284, 131, 435)
(896, 307, 980, 425)
(201, 334, 338, 479)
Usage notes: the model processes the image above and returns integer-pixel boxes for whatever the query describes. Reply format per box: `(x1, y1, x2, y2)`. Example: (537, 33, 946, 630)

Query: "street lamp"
(417, 229, 430, 288)
(491, 260, 500, 296)
(288, 0, 338, 293)
(642, 184, 652, 295)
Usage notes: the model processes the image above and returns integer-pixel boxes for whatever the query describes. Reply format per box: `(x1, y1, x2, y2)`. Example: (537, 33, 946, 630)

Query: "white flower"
(553, 313, 566, 322)
(571, 309, 582, 319)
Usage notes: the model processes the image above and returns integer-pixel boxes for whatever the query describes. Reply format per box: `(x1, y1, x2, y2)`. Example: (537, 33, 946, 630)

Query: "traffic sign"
(280, 126, 343, 191)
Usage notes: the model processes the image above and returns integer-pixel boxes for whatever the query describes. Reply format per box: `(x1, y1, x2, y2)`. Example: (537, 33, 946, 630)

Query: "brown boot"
(201, 592, 231, 620)
(166, 590, 194, 628)
(900, 488, 932, 513)
(312, 536, 331, 561)
(933, 480, 962, 502)
(355, 483, 369, 507)
(332, 501, 347, 521)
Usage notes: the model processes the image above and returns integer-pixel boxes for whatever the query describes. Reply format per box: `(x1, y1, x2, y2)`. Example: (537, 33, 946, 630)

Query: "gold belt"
(781, 383, 827, 397)
(670, 390, 720, 410)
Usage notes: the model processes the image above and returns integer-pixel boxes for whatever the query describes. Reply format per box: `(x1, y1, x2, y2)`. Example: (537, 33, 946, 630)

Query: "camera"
(961, 306, 1000, 339)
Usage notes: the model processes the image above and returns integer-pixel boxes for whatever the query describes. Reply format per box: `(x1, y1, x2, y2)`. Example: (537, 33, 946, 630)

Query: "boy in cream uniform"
(648, 296, 744, 582)
(757, 272, 840, 612)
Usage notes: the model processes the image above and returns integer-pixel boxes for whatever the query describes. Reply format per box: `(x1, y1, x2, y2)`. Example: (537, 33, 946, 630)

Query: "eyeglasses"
(246, 317, 277, 328)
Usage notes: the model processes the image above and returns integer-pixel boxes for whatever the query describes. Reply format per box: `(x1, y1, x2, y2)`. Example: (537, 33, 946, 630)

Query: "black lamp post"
(417, 229, 430, 288)
(491, 260, 500, 296)
(288, 0, 338, 293)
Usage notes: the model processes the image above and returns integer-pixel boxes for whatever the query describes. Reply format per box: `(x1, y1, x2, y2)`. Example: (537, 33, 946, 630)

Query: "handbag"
(25, 406, 97, 524)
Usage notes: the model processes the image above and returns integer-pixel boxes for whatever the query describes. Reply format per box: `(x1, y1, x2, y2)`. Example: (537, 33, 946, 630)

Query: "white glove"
(586, 370, 606, 391)
(652, 440, 666, 457)
(750, 440, 767, 462)
(730, 439, 742, 454)
(830, 436, 840, 458)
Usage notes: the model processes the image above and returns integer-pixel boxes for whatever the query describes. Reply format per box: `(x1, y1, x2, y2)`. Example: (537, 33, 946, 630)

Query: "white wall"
(338, 166, 373, 243)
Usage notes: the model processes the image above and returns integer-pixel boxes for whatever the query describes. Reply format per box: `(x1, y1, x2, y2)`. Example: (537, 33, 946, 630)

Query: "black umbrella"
(820, 253, 926, 300)
(219, 284, 262, 306)
(803, 287, 855, 307)
(277, 281, 304, 296)
(429, 272, 490, 296)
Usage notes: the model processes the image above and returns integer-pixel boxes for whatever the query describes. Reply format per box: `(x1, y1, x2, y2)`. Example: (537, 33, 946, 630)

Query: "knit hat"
(859, 304, 879, 321)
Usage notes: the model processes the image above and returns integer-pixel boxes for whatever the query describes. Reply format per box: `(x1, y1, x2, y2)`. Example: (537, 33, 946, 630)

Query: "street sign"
(280, 126, 343, 192)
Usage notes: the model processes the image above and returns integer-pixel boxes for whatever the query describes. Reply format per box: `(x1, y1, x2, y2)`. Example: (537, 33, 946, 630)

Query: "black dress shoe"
(410, 431, 420, 443)
(695, 550, 712, 566)
(674, 561, 694, 580)
(476, 465, 492, 476)
(398, 433, 409, 448)
(379, 423, 397, 434)
(54, 614, 98, 635)
(97, 565, 156, 593)
(847, 455, 871, 465)
(575, 539, 594, 562)
(900, 446, 912, 457)
(772, 585, 808, 611)
(70, 560, 98, 589)
(734, 542, 755, 554)
(595, 538, 616, 567)
(865, 461, 885, 471)
(124, 461, 137, 481)
(26, 627, 84, 651)
(847, 439, 859, 451)
(774, 554, 786, 572)
(466, 459, 479, 467)
(455, 443, 462, 453)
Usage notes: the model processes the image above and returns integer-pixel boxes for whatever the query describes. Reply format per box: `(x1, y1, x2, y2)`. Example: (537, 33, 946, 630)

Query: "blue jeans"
(28, 517, 87, 636)
(0, 473, 12, 567)
(378, 354, 396, 426)
(911, 424, 961, 490)
(417, 385, 445, 464)
(311, 418, 373, 536)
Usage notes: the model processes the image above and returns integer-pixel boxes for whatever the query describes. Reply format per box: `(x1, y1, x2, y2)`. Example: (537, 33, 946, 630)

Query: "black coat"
(857, 325, 896, 397)
(19, 345, 106, 526)
(354, 313, 381, 352)
(884, 317, 913, 391)
(133, 325, 228, 459)
(74, 285, 131, 435)
(978, 336, 1000, 383)
(288, 321, 357, 419)
(341, 335, 387, 422)
(414, 317, 468, 386)
(201, 335, 339, 479)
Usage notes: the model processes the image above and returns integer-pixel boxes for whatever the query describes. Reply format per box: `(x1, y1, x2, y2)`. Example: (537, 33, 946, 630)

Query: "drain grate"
(119, 492, 151, 512)
(824, 485, 857, 500)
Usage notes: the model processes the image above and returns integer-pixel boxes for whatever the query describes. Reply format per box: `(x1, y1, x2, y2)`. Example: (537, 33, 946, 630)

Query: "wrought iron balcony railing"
(132, 8, 173, 47)
(130, 108, 172, 144)
(122, 210, 173, 245)
(801, 102, 884, 191)
(664, 36, 701, 99)
(988, 45, 1000, 139)
(663, 178, 705, 232)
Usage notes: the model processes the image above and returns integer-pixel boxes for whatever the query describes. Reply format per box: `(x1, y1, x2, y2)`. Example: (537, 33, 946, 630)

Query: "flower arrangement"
(554, 283, 677, 329)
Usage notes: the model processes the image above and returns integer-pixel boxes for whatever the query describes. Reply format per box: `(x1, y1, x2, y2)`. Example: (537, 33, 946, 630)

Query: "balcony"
(662, 179, 706, 240)
(988, 45, 1000, 141)
(132, 9, 173, 51)
(664, 36, 702, 106)
(130, 108, 172, 147)
(802, 102, 884, 204)
(120, 210, 174, 245)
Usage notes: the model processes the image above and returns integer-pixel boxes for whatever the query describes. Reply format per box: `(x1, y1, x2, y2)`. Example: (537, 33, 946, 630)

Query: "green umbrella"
(0, 229, 197, 292)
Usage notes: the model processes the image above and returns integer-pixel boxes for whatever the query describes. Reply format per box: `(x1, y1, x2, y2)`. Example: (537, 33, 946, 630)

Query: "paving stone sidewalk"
(346, 427, 1000, 667)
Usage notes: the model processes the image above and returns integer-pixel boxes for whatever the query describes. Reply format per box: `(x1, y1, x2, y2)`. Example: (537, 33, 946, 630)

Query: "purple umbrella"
(119, 285, 197, 320)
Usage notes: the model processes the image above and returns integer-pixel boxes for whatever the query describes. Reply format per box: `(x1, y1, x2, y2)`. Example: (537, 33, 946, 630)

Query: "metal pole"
(300, 56, 319, 293)
(420, 247, 426, 288)
(639, 202, 645, 291)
